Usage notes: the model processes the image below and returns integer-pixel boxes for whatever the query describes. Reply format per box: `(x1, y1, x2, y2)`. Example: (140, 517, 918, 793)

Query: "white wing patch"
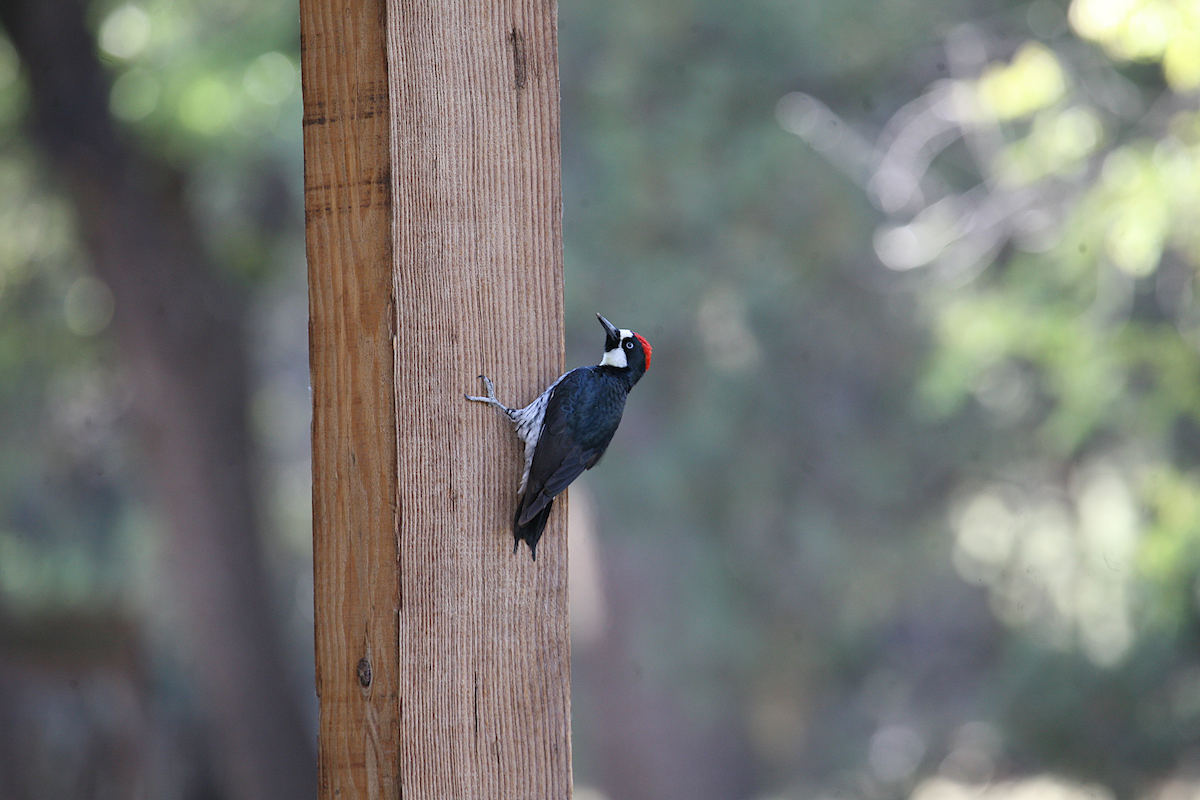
(599, 328, 633, 368)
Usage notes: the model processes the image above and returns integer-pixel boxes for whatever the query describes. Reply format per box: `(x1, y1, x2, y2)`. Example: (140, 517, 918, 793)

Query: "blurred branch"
(0, 1, 315, 798)
(778, 25, 1094, 287)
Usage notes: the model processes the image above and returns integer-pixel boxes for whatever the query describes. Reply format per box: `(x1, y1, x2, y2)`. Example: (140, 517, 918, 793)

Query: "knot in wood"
(356, 657, 372, 687)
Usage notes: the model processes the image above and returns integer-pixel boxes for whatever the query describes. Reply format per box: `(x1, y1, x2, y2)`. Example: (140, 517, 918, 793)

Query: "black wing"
(516, 443, 600, 527)
(512, 370, 624, 556)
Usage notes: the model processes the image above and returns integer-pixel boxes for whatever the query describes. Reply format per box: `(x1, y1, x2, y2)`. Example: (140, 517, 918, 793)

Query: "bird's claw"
(465, 375, 502, 406)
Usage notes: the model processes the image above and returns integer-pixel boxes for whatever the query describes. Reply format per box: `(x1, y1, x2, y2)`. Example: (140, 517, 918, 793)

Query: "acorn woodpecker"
(465, 313, 652, 558)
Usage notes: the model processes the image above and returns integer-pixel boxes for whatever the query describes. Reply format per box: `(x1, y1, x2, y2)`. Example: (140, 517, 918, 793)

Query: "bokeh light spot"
(244, 52, 296, 105)
(99, 5, 152, 61)
(975, 42, 1067, 120)
(179, 77, 234, 135)
(64, 275, 115, 336)
(110, 68, 159, 122)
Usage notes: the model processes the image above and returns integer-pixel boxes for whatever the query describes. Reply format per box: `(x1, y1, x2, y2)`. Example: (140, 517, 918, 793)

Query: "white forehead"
(599, 329, 634, 368)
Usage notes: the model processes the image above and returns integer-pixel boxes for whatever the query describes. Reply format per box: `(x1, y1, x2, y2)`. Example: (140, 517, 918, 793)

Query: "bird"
(465, 313, 652, 558)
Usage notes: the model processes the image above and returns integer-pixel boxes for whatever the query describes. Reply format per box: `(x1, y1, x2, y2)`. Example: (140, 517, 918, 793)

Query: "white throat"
(600, 329, 633, 368)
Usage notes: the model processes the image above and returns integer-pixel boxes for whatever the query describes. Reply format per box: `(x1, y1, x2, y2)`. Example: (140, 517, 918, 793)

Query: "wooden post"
(301, 0, 569, 797)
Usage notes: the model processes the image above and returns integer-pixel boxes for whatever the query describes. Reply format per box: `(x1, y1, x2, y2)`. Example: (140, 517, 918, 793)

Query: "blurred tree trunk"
(0, 1, 317, 799)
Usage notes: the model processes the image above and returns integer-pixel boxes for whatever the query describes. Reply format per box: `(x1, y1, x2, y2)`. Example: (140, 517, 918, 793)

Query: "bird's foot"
(464, 375, 510, 412)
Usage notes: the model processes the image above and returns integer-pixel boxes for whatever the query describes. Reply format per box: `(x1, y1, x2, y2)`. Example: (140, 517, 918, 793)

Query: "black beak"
(597, 314, 620, 340)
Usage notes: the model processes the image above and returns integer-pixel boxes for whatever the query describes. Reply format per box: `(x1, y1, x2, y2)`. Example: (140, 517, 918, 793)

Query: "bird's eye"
(624, 340, 634, 350)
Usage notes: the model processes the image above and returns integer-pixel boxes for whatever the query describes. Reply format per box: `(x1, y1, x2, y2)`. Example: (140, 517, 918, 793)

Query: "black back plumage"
(513, 325, 650, 558)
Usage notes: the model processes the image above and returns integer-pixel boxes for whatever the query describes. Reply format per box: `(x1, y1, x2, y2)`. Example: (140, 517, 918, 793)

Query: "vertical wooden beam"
(302, 0, 569, 795)
(302, 0, 399, 797)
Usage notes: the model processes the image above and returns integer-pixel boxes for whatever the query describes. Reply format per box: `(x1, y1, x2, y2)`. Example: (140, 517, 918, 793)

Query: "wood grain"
(301, 0, 400, 798)
(388, 0, 570, 798)
(303, 0, 569, 795)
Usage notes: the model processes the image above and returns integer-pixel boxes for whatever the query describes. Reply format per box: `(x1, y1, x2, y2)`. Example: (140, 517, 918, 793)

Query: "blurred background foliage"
(0, 0, 1198, 797)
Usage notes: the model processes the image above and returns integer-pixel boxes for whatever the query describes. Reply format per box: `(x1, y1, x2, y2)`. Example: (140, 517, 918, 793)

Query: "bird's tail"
(512, 499, 553, 560)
